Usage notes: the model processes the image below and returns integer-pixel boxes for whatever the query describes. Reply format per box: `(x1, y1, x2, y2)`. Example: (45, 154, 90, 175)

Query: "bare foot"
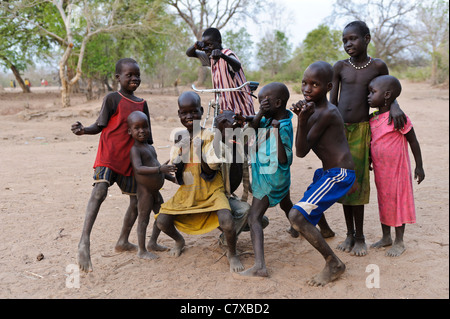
(235, 265, 268, 278)
(147, 241, 169, 252)
(115, 241, 137, 253)
(168, 238, 185, 257)
(337, 234, 354, 252)
(286, 226, 300, 238)
(228, 254, 244, 272)
(371, 237, 392, 249)
(386, 242, 405, 257)
(307, 257, 345, 287)
(77, 242, 93, 273)
(350, 238, 367, 256)
(137, 250, 159, 260)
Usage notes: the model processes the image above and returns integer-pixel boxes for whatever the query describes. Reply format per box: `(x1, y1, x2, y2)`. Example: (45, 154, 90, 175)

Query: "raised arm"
(211, 50, 241, 73)
(186, 41, 203, 57)
(294, 101, 315, 157)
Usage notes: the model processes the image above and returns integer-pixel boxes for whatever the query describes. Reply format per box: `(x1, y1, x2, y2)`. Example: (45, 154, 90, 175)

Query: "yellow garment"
(158, 129, 230, 235)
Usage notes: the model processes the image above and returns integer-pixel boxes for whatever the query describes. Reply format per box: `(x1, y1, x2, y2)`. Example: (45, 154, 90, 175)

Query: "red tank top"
(94, 92, 145, 176)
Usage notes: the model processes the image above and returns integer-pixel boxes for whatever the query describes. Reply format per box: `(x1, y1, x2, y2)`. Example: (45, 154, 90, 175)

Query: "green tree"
(2, 0, 169, 107)
(0, 2, 54, 92)
(256, 30, 291, 78)
(222, 27, 254, 70)
(415, 0, 449, 85)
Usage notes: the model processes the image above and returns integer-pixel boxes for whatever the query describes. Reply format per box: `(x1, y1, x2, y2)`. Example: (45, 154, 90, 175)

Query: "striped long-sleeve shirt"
(210, 49, 255, 116)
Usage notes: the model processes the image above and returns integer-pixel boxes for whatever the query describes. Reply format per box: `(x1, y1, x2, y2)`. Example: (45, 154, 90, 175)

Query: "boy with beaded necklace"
(328, 21, 406, 256)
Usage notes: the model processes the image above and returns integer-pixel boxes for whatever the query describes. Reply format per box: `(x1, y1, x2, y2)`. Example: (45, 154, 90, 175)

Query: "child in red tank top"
(71, 58, 165, 272)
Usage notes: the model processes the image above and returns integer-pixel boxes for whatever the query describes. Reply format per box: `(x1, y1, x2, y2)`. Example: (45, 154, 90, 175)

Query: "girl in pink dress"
(368, 75, 425, 257)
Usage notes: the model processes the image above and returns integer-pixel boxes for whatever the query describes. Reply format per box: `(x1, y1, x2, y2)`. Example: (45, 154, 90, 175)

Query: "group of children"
(71, 22, 424, 286)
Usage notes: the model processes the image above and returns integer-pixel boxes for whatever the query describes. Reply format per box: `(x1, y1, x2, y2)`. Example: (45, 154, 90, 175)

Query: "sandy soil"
(0, 81, 448, 300)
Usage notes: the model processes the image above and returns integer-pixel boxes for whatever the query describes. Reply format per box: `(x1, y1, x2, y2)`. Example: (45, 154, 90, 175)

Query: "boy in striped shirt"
(186, 27, 255, 117)
(288, 61, 356, 286)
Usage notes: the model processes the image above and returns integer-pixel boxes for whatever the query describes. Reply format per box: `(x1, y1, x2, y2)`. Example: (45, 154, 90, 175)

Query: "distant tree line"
(1, 0, 447, 107)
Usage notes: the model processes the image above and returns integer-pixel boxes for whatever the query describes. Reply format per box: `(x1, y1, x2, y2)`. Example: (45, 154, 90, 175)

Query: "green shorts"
(338, 122, 370, 205)
(93, 166, 137, 195)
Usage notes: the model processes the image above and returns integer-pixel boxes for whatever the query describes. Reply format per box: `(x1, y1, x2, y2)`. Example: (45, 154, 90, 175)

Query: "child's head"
(178, 91, 204, 132)
(200, 27, 223, 57)
(258, 82, 290, 117)
(127, 111, 150, 143)
(115, 58, 141, 94)
(368, 75, 402, 109)
(301, 61, 333, 103)
(342, 21, 371, 57)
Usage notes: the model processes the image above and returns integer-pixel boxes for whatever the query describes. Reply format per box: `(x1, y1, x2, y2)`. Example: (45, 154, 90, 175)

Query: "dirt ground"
(0, 81, 448, 300)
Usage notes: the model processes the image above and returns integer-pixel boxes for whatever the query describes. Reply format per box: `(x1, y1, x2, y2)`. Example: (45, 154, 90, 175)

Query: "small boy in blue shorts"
(289, 61, 355, 286)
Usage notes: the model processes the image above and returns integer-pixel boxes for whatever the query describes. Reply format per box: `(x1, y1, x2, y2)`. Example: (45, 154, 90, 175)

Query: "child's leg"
(279, 192, 299, 238)
(238, 196, 270, 278)
(317, 215, 335, 238)
(147, 192, 168, 252)
(352, 205, 367, 256)
(115, 195, 138, 252)
(156, 213, 185, 257)
(371, 223, 392, 248)
(337, 205, 367, 256)
(288, 208, 345, 286)
(386, 224, 406, 257)
(136, 191, 158, 260)
(78, 182, 109, 272)
(337, 205, 355, 252)
(217, 209, 244, 272)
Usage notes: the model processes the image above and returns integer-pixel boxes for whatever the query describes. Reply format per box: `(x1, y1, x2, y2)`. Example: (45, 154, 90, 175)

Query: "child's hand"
(160, 160, 177, 174)
(298, 101, 315, 125)
(211, 49, 222, 60)
(271, 119, 280, 129)
(195, 41, 205, 50)
(259, 96, 271, 114)
(71, 121, 85, 135)
(290, 100, 305, 115)
(414, 166, 425, 184)
(233, 113, 246, 128)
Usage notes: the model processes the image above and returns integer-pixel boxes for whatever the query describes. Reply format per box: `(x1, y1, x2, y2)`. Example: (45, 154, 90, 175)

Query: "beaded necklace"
(348, 57, 372, 70)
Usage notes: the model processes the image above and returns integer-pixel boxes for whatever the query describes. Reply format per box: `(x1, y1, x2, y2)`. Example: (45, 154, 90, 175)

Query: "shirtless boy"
(288, 61, 355, 286)
(128, 111, 177, 260)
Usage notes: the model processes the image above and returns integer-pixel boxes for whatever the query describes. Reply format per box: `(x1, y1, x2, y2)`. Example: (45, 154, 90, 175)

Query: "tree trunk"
(431, 49, 438, 85)
(9, 63, 30, 93)
(61, 83, 71, 108)
(197, 66, 208, 86)
(86, 77, 93, 100)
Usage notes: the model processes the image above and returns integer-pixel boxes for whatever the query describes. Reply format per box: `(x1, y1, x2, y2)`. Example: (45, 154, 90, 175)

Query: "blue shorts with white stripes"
(292, 168, 355, 226)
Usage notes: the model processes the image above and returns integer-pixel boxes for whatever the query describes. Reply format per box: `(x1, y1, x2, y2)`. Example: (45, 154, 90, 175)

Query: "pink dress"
(369, 112, 416, 227)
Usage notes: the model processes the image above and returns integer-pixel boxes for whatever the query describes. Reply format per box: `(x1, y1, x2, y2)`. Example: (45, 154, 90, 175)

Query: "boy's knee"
(218, 210, 234, 231)
(288, 209, 302, 226)
(92, 183, 108, 201)
(156, 214, 170, 231)
(129, 195, 138, 209)
(288, 208, 310, 231)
